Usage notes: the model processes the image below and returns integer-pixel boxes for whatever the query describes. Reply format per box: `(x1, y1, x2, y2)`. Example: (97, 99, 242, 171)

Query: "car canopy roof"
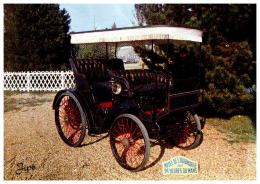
(70, 25, 202, 44)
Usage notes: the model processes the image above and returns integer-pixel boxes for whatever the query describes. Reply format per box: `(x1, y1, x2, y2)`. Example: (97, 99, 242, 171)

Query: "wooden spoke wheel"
(110, 114, 150, 171)
(175, 112, 203, 150)
(55, 94, 87, 147)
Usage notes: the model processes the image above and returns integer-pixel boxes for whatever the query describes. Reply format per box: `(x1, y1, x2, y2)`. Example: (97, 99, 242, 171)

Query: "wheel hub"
(121, 138, 129, 147)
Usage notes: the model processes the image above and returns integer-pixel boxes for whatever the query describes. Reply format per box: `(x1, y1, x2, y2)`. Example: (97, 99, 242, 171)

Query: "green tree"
(111, 22, 117, 29)
(74, 22, 119, 59)
(135, 4, 256, 116)
(4, 4, 71, 71)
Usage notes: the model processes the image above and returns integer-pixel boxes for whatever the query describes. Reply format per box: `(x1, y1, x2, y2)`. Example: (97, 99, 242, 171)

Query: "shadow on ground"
(4, 92, 54, 112)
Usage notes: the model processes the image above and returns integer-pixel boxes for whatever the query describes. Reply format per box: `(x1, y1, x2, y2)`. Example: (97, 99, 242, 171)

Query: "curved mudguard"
(52, 89, 95, 131)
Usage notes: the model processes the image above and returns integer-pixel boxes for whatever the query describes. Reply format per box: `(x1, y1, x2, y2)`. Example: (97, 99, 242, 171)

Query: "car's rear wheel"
(172, 111, 203, 150)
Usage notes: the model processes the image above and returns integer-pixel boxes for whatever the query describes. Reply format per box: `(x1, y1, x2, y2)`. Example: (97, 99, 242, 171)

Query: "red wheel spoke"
(57, 95, 84, 146)
(117, 120, 124, 134)
(174, 112, 202, 149)
(68, 129, 80, 144)
(131, 124, 139, 138)
(125, 118, 130, 134)
(132, 131, 142, 141)
(111, 123, 122, 136)
(110, 115, 149, 170)
(111, 131, 120, 138)
(122, 118, 126, 134)
(113, 139, 122, 144)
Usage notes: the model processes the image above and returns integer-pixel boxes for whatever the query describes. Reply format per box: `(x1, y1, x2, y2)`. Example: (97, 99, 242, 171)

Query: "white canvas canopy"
(70, 26, 202, 44)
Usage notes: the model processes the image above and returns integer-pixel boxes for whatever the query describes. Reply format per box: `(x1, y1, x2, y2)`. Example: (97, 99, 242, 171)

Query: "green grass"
(209, 115, 256, 143)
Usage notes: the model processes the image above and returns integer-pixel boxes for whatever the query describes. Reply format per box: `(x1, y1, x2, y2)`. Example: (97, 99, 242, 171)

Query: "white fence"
(4, 71, 75, 91)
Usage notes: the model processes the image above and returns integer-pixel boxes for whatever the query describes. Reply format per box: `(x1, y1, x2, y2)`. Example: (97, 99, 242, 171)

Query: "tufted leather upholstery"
(70, 58, 172, 95)
(72, 58, 110, 84)
(115, 70, 171, 95)
(115, 70, 169, 87)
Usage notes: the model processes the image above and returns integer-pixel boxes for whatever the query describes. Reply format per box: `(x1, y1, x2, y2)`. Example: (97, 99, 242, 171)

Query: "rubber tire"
(55, 92, 87, 147)
(110, 114, 150, 172)
(176, 113, 204, 150)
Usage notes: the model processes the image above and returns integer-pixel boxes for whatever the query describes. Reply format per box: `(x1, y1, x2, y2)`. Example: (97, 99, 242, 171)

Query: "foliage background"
(135, 4, 256, 117)
(4, 4, 256, 117)
(4, 4, 71, 71)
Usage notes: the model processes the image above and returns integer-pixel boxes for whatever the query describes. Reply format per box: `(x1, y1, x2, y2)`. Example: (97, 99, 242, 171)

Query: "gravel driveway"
(4, 93, 256, 180)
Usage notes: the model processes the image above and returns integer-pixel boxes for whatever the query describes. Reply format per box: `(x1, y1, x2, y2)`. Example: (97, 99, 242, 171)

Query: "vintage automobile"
(53, 26, 205, 171)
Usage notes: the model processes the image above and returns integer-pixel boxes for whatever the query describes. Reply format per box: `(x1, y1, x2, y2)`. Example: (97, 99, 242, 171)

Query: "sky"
(60, 4, 137, 32)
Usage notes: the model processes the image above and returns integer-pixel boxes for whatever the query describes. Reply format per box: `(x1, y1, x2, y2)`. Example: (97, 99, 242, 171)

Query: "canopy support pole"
(115, 43, 117, 58)
(106, 43, 108, 59)
(166, 39, 169, 59)
(151, 40, 154, 53)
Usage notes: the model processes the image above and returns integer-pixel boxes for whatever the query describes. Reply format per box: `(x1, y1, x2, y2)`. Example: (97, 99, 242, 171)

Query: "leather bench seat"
(70, 58, 172, 96)
(114, 69, 171, 95)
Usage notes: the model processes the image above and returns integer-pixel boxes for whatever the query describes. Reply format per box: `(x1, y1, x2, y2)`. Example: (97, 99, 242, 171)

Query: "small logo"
(16, 162, 36, 175)
(162, 156, 198, 175)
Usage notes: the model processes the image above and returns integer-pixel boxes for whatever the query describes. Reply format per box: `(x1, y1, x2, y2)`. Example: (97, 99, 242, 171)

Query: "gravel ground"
(4, 93, 256, 180)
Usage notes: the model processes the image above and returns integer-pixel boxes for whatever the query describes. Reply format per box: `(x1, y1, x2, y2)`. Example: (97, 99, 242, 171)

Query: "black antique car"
(53, 26, 205, 171)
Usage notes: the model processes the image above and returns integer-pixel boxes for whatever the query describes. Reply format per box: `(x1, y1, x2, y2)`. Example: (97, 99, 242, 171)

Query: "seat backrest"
(70, 58, 171, 91)
(105, 58, 125, 71)
(70, 58, 110, 86)
(115, 69, 169, 87)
